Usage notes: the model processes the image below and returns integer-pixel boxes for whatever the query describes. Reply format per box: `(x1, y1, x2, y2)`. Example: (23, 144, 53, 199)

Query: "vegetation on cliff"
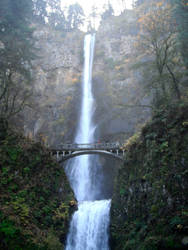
(111, 103, 188, 250)
(0, 124, 74, 250)
(1, 0, 187, 249)
(0, 0, 85, 147)
(0, 0, 36, 121)
(92, 9, 188, 248)
(134, 0, 187, 108)
(93, 0, 188, 144)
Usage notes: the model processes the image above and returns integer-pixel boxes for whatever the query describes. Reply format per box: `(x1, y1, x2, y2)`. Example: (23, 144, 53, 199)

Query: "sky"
(61, 0, 133, 16)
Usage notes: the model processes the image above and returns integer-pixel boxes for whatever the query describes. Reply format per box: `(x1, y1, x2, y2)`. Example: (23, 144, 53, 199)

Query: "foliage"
(171, 0, 188, 68)
(47, 0, 67, 31)
(0, 0, 84, 122)
(0, 0, 36, 121)
(67, 3, 85, 30)
(101, 2, 114, 20)
(111, 104, 188, 250)
(0, 128, 74, 249)
(88, 5, 100, 31)
(32, 0, 47, 23)
(133, 0, 187, 108)
(32, 0, 85, 31)
(32, 0, 63, 25)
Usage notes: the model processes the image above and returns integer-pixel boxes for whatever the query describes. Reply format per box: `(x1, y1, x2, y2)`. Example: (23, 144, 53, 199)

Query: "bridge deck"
(50, 142, 125, 162)
(51, 142, 123, 152)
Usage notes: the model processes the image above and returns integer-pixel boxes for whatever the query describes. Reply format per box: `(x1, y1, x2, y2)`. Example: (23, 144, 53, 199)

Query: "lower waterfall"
(65, 34, 111, 250)
(66, 200, 111, 250)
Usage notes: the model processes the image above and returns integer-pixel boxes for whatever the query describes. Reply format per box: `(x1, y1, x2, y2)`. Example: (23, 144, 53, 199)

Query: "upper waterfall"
(65, 34, 111, 250)
(75, 34, 95, 145)
(65, 34, 96, 202)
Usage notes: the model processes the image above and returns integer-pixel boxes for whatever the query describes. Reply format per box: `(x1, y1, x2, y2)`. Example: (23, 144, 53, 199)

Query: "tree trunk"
(166, 64, 181, 100)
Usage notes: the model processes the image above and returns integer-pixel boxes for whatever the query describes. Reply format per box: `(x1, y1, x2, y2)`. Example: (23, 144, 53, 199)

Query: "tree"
(32, 0, 47, 23)
(134, 0, 183, 106)
(116, 0, 127, 13)
(0, 0, 35, 71)
(0, 0, 36, 121)
(101, 1, 114, 20)
(133, 0, 146, 7)
(67, 3, 85, 30)
(32, 0, 69, 31)
(32, 0, 66, 25)
(88, 5, 99, 31)
(171, 0, 188, 68)
(47, 1, 68, 31)
(120, 0, 127, 11)
(48, 11, 67, 31)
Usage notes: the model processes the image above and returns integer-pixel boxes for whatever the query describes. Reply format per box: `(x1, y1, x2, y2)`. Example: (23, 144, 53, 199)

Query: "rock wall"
(110, 105, 188, 249)
(93, 10, 151, 142)
(15, 11, 152, 147)
(17, 25, 84, 147)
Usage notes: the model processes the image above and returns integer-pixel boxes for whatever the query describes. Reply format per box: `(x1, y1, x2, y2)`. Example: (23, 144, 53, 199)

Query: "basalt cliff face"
(17, 11, 151, 147)
(93, 10, 151, 142)
(110, 105, 188, 250)
(17, 25, 84, 147)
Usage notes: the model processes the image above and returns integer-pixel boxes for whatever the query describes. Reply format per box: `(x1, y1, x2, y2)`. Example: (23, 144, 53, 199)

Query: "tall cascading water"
(65, 34, 111, 250)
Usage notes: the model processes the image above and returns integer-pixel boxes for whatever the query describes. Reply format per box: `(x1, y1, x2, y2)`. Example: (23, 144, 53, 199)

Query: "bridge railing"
(57, 142, 123, 150)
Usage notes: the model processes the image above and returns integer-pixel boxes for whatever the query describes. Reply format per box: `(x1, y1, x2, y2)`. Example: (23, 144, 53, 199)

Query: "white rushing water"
(66, 200, 111, 250)
(65, 34, 111, 250)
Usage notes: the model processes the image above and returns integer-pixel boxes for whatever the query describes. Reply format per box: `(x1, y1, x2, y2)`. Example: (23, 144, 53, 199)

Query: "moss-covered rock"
(0, 128, 74, 249)
(111, 104, 188, 250)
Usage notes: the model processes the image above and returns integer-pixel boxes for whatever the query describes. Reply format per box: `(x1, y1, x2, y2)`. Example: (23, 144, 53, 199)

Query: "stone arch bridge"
(50, 143, 125, 163)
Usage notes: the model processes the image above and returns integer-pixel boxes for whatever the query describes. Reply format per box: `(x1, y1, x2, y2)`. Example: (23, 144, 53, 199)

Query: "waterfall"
(65, 34, 111, 250)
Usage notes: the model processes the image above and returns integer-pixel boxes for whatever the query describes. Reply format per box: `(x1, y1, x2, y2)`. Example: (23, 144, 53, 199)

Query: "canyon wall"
(93, 10, 151, 142)
(17, 10, 152, 147)
(110, 104, 188, 249)
(18, 25, 84, 147)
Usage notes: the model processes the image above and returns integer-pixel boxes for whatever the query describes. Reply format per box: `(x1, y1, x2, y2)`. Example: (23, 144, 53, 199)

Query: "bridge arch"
(58, 150, 123, 163)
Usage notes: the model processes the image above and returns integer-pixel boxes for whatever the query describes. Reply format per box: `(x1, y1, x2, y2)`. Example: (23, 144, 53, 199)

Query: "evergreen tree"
(32, 0, 47, 23)
(0, 0, 36, 120)
(134, 0, 145, 6)
(101, 2, 114, 20)
(32, 0, 64, 24)
(47, 0, 68, 31)
(48, 11, 67, 31)
(67, 3, 85, 30)
(172, 0, 188, 68)
(0, 0, 35, 71)
(89, 5, 99, 31)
